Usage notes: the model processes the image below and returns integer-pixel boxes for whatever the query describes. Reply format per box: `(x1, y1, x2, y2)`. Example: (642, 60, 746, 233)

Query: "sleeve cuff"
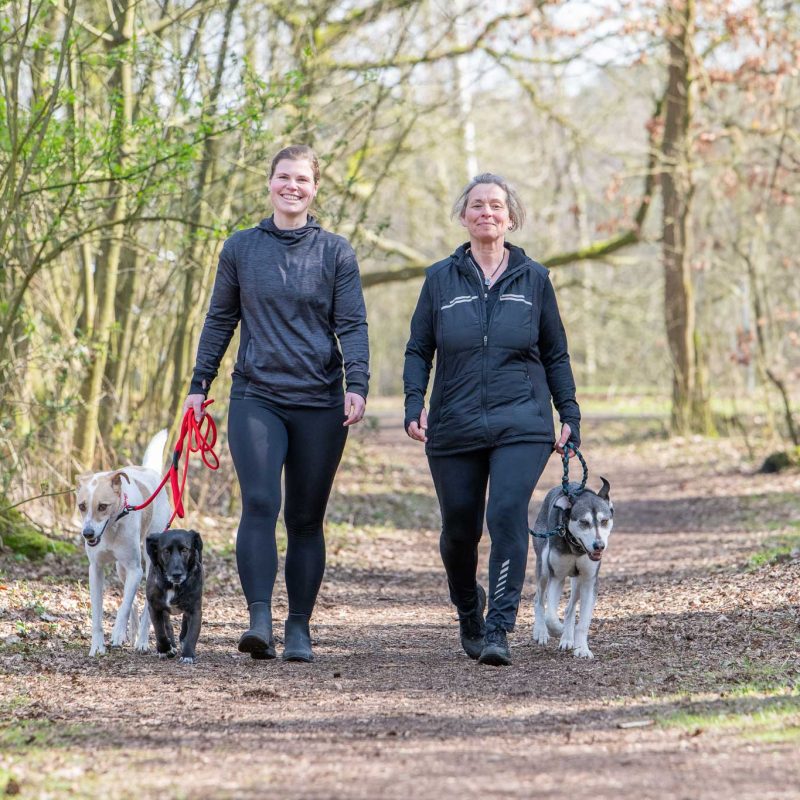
(189, 376, 211, 397)
(345, 371, 369, 400)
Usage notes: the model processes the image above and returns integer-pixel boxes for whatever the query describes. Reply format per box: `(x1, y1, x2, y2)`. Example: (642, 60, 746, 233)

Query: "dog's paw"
(558, 635, 574, 652)
(532, 623, 549, 646)
(110, 631, 128, 648)
(134, 640, 149, 654)
(157, 647, 177, 660)
(573, 644, 594, 659)
(179, 656, 196, 665)
(89, 642, 106, 656)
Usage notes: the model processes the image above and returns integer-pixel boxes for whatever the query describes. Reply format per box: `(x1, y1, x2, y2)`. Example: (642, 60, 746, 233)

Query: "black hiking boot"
(478, 627, 511, 666)
(282, 614, 314, 662)
(458, 584, 486, 660)
(238, 601, 276, 660)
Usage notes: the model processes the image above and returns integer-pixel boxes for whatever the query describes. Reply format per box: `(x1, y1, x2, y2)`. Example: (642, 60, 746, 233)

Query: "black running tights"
(228, 398, 348, 616)
(427, 442, 552, 632)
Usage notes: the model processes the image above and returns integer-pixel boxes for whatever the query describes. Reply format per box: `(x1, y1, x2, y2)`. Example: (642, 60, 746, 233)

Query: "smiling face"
(268, 158, 318, 227)
(460, 183, 512, 244)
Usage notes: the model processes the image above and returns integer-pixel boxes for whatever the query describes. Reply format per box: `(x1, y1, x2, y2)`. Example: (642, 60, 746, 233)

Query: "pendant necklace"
(471, 250, 506, 287)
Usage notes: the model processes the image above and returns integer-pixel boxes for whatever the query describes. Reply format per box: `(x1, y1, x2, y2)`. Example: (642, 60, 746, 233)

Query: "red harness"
(118, 400, 219, 530)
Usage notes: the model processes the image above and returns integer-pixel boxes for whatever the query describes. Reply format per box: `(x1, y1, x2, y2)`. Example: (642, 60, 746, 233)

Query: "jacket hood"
(257, 215, 321, 245)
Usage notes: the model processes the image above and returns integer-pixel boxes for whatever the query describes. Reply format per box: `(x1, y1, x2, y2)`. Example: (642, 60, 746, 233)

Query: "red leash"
(120, 399, 219, 529)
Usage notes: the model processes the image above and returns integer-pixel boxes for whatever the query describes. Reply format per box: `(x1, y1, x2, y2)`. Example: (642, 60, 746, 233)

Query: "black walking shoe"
(282, 615, 314, 662)
(238, 601, 276, 660)
(458, 584, 486, 660)
(478, 627, 511, 666)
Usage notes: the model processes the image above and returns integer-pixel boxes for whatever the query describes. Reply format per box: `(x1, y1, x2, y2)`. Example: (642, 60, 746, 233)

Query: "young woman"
(184, 145, 369, 662)
(403, 173, 580, 666)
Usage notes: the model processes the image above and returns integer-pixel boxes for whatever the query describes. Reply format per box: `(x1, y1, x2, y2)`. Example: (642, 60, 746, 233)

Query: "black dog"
(145, 529, 203, 664)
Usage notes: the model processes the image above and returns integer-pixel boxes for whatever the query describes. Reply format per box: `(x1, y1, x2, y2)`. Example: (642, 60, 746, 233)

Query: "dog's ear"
(76, 472, 93, 485)
(145, 533, 161, 565)
(191, 530, 203, 562)
(554, 494, 572, 511)
(597, 476, 611, 500)
(111, 471, 131, 491)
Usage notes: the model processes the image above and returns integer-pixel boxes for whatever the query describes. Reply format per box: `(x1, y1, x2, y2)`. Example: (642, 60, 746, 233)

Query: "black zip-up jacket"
(190, 216, 369, 406)
(403, 243, 580, 455)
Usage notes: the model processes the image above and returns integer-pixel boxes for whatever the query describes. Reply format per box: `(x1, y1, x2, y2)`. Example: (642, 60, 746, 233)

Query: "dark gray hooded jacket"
(190, 216, 369, 405)
(403, 243, 580, 455)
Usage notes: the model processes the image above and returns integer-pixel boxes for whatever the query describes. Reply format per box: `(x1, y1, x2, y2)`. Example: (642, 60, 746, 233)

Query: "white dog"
(76, 430, 170, 655)
(531, 478, 614, 659)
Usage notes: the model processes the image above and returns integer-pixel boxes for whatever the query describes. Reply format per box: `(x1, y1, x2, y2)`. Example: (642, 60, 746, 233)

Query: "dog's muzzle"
(82, 518, 110, 548)
(588, 541, 605, 561)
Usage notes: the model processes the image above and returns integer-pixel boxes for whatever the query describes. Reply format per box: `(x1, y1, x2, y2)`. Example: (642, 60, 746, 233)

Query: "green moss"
(748, 529, 800, 569)
(0, 505, 76, 560)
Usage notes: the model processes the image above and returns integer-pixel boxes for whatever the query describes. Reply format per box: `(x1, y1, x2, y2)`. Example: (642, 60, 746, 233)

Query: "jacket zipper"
(468, 259, 527, 444)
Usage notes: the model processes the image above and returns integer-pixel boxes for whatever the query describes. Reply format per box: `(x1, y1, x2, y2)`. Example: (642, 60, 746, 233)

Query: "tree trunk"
(73, 1, 135, 470)
(661, 0, 710, 435)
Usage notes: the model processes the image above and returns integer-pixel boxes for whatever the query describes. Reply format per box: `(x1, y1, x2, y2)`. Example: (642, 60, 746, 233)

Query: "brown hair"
(451, 172, 526, 232)
(269, 145, 321, 185)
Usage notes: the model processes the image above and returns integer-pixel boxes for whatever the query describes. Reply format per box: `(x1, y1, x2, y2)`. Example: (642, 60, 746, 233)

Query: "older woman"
(403, 173, 580, 666)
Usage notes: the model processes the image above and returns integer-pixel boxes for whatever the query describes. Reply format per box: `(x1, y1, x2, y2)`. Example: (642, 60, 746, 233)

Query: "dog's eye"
(600, 519, 610, 527)
(78, 503, 87, 512)
(579, 520, 591, 528)
(97, 503, 108, 512)
(181, 546, 190, 554)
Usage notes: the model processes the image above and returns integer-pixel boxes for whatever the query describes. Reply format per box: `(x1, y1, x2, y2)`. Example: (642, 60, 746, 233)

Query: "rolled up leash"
(530, 442, 589, 540)
(120, 399, 219, 529)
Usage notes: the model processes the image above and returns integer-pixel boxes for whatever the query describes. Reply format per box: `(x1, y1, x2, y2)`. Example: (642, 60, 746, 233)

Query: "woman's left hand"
(555, 423, 574, 457)
(343, 392, 366, 426)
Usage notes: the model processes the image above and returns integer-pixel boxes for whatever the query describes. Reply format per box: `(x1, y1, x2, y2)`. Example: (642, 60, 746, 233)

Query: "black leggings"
(428, 442, 552, 631)
(228, 398, 348, 616)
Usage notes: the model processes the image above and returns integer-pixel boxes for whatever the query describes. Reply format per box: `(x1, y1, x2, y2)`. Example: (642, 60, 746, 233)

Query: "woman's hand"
(555, 423, 574, 457)
(183, 393, 206, 423)
(343, 392, 366, 426)
(406, 408, 428, 442)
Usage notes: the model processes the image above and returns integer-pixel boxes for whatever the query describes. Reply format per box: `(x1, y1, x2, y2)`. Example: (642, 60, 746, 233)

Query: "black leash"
(530, 442, 588, 541)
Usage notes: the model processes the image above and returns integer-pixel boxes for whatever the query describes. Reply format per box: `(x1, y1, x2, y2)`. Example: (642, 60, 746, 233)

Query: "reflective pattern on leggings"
(427, 442, 553, 631)
(228, 398, 348, 616)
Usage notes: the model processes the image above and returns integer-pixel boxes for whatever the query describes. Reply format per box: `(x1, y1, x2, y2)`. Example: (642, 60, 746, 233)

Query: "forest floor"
(1, 402, 799, 799)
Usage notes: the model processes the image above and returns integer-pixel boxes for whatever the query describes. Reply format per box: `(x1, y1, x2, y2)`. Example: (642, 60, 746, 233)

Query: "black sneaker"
(458, 584, 486, 660)
(478, 627, 511, 666)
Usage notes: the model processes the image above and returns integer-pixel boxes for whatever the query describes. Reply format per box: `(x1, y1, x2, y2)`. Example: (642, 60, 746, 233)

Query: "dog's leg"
(179, 605, 202, 664)
(111, 562, 143, 647)
(572, 573, 598, 659)
(134, 556, 151, 654)
(545, 575, 565, 637)
(88, 559, 106, 656)
(151, 609, 177, 659)
(559, 577, 579, 651)
(532, 555, 550, 645)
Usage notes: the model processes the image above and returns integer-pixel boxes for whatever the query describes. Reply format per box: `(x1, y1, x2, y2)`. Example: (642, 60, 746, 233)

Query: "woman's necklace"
(470, 249, 506, 287)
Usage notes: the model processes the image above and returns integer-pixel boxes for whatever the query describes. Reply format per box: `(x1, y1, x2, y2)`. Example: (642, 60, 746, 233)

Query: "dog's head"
(75, 470, 130, 548)
(555, 477, 614, 561)
(146, 529, 203, 587)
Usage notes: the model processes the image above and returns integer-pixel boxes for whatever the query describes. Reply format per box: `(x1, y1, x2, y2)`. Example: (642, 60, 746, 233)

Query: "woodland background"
(1, 0, 798, 530)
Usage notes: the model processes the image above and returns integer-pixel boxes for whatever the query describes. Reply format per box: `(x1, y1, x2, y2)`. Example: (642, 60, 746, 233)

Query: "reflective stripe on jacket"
(403, 243, 580, 455)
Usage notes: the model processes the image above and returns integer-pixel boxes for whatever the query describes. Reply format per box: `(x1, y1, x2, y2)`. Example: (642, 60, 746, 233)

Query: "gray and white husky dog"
(531, 478, 614, 659)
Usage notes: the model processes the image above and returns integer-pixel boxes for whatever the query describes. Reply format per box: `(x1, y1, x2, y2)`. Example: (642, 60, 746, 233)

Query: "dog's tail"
(142, 429, 169, 474)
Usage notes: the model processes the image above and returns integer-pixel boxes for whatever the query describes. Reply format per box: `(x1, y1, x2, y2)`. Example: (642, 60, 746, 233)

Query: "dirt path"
(1, 408, 799, 799)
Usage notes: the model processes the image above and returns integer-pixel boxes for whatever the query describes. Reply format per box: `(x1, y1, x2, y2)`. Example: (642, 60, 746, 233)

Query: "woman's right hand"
(406, 408, 428, 443)
(183, 393, 206, 423)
